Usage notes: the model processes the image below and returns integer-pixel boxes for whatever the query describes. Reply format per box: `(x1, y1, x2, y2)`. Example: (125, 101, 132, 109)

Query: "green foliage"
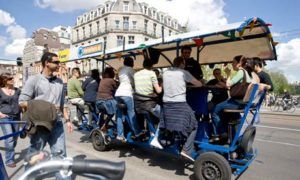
(267, 70, 291, 94)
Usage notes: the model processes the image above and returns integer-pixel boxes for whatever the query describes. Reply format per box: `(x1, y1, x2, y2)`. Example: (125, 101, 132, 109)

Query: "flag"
(193, 38, 204, 47)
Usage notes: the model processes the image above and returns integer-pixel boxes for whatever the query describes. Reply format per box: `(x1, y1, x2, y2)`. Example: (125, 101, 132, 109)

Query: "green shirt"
(67, 77, 84, 99)
(230, 69, 252, 86)
(134, 69, 158, 95)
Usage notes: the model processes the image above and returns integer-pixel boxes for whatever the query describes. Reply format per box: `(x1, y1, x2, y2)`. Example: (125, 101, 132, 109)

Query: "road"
(1, 108, 300, 180)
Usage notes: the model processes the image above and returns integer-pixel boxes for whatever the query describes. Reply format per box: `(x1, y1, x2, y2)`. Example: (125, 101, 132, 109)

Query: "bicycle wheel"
(270, 103, 280, 112)
(287, 105, 296, 113)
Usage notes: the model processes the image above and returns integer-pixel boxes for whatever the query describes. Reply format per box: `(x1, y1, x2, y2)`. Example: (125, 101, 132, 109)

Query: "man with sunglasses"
(19, 52, 73, 179)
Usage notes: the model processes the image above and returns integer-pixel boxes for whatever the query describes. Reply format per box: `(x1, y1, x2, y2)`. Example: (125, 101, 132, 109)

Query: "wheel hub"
(94, 134, 103, 146)
(202, 162, 221, 180)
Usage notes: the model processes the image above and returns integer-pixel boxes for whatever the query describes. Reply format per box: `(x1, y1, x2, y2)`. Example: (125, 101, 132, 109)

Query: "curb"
(260, 111, 300, 117)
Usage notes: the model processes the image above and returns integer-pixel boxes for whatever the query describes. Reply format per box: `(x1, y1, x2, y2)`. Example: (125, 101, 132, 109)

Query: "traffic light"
(16, 57, 22, 66)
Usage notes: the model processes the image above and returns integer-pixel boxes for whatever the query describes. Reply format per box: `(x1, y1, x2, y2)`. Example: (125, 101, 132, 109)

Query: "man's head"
(173, 57, 185, 69)
(71, 67, 81, 78)
(124, 56, 134, 67)
(213, 68, 222, 80)
(181, 45, 192, 59)
(143, 59, 153, 69)
(41, 52, 60, 72)
(252, 57, 263, 72)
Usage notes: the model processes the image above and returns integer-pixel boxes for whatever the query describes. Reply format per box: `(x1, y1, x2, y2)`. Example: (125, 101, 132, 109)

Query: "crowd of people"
(0, 46, 274, 171)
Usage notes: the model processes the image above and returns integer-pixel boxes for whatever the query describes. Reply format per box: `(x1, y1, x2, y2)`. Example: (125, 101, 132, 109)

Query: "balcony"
(72, 26, 162, 44)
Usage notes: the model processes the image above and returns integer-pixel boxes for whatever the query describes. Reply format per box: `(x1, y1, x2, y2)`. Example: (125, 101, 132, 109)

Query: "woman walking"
(0, 73, 21, 168)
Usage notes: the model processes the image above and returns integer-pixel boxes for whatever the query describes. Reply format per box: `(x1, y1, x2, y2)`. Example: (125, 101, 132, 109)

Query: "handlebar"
(73, 159, 125, 179)
(18, 158, 125, 180)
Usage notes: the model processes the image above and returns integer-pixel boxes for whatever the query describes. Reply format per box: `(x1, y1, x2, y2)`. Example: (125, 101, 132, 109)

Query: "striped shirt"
(134, 69, 158, 95)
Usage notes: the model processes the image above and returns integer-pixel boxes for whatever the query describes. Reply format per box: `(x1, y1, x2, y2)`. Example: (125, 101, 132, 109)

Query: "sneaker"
(150, 137, 163, 149)
(180, 150, 194, 162)
(6, 163, 16, 168)
(116, 136, 127, 142)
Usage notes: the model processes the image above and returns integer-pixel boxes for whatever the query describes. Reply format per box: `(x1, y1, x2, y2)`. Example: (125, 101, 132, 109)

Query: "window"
(144, 19, 148, 33)
(144, 6, 148, 14)
(153, 10, 156, 19)
(117, 35, 123, 47)
(169, 30, 172, 36)
(132, 21, 137, 29)
(76, 29, 79, 40)
(89, 24, 92, 36)
(145, 37, 149, 41)
(96, 21, 100, 33)
(95, 38, 99, 41)
(88, 41, 91, 44)
(115, 20, 120, 29)
(104, 18, 108, 31)
(153, 23, 157, 36)
(123, 17, 129, 31)
(128, 36, 134, 44)
(123, 1, 129, 12)
(82, 27, 86, 38)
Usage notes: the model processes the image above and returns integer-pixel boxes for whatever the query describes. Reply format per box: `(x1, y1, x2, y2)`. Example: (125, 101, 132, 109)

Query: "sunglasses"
(7, 77, 13, 80)
(50, 61, 60, 65)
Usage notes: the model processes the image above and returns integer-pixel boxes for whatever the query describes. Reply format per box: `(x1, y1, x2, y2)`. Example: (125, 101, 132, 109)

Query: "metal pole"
(176, 40, 180, 58)
(162, 26, 165, 43)
(123, 36, 126, 51)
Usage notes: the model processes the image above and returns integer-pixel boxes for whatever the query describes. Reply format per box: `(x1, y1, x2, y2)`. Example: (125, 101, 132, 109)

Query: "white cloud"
(276, 38, 300, 68)
(4, 38, 29, 56)
(138, 0, 228, 31)
(34, 0, 103, 13)
(6, 25, 27, 39)
(267, 38, 300, 82)
(0, 9, 15, 26)
(0, 36, 6, 47)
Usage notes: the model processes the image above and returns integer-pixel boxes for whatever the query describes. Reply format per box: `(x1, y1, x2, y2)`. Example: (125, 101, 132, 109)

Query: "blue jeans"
(144, 104, 161, 134)
(116, 96, 140, 136)
(27, 118, 68, 180)
(0, 117, 18, 165)
(211, 99, 241, 135)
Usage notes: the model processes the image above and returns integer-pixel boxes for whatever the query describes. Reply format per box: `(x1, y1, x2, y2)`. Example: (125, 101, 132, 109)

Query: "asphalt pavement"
(1, 108, 300, 180)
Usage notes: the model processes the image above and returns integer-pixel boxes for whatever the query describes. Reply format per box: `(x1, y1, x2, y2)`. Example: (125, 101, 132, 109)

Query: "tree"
(267, 70, 291, 94)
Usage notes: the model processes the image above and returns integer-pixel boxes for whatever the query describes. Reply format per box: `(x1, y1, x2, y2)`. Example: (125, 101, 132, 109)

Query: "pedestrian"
(19, 52, 73, 179)
(0, 73, 21, 168)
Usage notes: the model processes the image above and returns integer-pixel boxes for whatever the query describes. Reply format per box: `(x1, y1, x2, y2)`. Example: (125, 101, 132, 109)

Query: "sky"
(0, 0, 299, 82)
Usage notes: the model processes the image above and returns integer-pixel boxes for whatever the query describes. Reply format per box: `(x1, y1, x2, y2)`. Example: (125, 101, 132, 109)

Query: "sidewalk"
(260, 106, 300, 117)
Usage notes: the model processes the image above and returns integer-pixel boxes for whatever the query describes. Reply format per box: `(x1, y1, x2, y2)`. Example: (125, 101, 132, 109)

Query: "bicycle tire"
(270, 103, 279, 112)
(287, 105, 296, 113)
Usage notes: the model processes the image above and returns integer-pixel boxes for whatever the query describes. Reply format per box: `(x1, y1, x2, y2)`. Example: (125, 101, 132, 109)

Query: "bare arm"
(190, 78, 202, 87)
(153, 83, 162, 94)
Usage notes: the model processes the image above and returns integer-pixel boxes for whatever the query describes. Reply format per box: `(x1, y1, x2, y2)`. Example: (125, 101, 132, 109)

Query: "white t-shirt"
(163, 67, 193, 102)
(115, 66, 135, 97)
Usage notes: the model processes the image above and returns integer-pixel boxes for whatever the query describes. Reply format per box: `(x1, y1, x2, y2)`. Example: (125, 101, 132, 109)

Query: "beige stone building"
(71, 0, 183, 52)
(22, 27, 70, 81)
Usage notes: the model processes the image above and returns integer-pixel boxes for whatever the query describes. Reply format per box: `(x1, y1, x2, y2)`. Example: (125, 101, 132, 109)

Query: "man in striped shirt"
(134, 60, 162, 134)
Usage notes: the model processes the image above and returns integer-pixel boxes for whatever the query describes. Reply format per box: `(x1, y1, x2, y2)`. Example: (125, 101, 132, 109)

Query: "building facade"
(22, 27, 71, 81)
(71, 0, 182, 51)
